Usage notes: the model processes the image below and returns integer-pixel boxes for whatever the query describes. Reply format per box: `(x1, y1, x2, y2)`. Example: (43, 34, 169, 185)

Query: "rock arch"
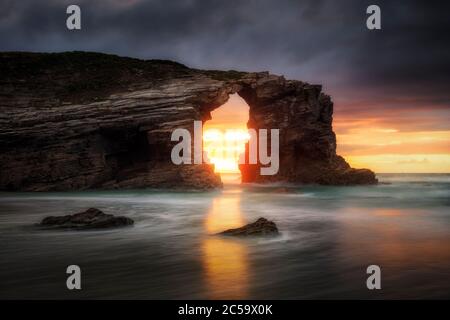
(0, 52, 376, 191)
(204, 72, 376, 185)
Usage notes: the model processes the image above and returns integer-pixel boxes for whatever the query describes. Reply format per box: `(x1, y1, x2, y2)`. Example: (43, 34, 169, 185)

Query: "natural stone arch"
(200, 73, 376, 185)
(0, 52, 376, 191)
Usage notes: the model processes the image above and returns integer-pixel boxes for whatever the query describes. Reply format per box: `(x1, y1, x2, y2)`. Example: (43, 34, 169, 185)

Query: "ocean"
(0, 173, 449, 299)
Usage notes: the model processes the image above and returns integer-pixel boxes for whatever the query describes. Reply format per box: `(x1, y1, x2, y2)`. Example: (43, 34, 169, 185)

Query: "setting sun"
(203, 94, 250, 174)
(203, 128, 249, 173)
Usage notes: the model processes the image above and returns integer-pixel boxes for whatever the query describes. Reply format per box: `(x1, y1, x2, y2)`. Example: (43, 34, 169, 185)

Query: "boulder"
(218, 217, 279, 236)
(39, 208, 134, 230)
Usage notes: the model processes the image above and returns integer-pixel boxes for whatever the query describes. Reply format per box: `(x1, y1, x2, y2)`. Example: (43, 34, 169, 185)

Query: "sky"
(1, 0, 449, 172)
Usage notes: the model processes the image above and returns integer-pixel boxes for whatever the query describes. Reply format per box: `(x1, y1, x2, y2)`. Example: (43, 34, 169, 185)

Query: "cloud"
(0, 0, 449, 128)
(396, 158, 430, 165)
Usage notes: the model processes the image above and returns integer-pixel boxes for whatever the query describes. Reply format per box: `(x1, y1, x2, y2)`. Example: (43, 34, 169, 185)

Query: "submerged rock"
(39, 208, 134, 230)
(218, 217, 279, 236)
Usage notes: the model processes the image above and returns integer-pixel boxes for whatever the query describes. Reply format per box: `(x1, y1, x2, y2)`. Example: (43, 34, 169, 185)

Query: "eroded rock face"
(237, 76, 377, 185)
(39, 208, 134, 229)
(0, 51, 376, 191)
(218, 217, 279, 236)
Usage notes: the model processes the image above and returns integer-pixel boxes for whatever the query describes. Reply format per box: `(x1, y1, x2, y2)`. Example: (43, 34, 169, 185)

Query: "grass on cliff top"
(0, 51, 250, 104)
(0, 51, 194, 104)
(202, 69, 247, 81)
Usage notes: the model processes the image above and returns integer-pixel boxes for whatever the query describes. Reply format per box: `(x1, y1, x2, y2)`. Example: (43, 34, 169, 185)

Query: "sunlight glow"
(202, 190, 248, 299)
(203, 94, 250, 174)
(335, 117, 450, 173)
(203, 129, 249, 173)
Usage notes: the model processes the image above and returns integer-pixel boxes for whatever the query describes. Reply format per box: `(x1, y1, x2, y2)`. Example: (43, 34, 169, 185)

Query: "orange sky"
(203, 94, 450, 173)
(334, 116, 450, 173)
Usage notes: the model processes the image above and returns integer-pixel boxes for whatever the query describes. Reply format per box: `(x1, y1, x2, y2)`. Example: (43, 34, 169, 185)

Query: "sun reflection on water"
(202, 190, 249, 299)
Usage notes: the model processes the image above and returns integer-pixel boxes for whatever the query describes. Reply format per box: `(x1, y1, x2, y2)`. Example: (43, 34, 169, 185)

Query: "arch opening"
(203, 93, 250, 183)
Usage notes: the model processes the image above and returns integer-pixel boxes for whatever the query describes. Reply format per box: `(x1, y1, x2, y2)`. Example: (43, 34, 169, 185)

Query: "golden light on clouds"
(346, 154, 450, 173)
(203, 94, 450, 174)
(335, 118, 450, 173)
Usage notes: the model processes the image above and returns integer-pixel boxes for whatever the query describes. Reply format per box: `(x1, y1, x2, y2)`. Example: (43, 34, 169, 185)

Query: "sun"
(203, 129, 250, 173)
(202, 94, 250, 174)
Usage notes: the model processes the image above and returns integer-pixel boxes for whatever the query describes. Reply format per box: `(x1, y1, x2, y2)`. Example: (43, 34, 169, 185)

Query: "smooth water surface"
(0, 174, 449, 299)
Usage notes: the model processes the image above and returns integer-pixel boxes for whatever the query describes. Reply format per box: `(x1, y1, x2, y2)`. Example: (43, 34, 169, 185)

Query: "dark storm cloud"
(0, 0, 449, 123)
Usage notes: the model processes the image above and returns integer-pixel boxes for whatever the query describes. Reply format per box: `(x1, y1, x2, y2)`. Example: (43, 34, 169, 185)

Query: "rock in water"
(218, 218, 279, 236)
(40, 208, 134, 230)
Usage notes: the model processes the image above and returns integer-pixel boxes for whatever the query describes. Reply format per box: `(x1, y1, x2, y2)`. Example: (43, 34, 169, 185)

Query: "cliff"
(0, 51, 377, 191)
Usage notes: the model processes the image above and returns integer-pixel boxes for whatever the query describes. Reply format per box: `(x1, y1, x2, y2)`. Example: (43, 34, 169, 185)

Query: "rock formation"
(39, 208, 134, 229)
(218, 217, 279, 236)
(0, 51, 376, 191)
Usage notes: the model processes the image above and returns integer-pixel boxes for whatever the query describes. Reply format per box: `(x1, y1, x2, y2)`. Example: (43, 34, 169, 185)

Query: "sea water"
(0, 173, 449, 299)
